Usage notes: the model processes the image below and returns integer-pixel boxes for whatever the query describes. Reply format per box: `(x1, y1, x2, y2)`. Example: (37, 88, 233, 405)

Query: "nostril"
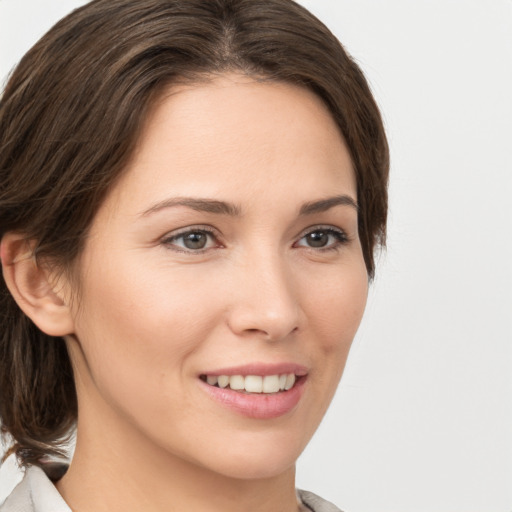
(226, 293, 301, 341)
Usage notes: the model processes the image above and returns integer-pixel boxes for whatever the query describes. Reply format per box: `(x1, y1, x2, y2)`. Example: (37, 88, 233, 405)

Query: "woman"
(0, 0, 388, 511)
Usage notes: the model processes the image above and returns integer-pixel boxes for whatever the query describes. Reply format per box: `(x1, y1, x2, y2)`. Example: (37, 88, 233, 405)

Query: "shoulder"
(0, 465, 70, 512)
(1, 470, 341, 512)
(298, 489, 344, 512)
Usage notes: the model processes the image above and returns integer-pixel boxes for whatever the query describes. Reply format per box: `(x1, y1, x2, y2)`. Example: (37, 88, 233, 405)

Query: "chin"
(208, 453, 297, 481)
(188, 430, 307, 481)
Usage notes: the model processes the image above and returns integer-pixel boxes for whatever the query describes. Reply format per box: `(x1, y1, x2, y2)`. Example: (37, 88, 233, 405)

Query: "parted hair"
(0, 0, 389, 467)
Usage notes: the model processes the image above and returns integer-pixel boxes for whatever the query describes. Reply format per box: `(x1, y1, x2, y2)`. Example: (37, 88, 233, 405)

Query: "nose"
(226, 251, 302, 342)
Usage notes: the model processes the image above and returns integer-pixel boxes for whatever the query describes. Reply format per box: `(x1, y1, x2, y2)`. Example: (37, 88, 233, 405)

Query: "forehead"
(102, 74, 356, 216)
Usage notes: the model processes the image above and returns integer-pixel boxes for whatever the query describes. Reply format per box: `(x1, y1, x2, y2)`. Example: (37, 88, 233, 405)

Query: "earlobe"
(1, 233, 75, 337)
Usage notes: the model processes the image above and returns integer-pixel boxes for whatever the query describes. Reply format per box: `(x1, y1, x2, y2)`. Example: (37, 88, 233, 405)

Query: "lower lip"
(199, 377, 306, 419)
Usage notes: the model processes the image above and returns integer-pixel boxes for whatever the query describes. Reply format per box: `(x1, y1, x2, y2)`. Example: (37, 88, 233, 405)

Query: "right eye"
(162, 228, 219, 253)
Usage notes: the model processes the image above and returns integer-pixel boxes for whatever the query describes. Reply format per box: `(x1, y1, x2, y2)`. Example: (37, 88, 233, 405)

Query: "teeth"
(245, 375, 263, 393)
(206, 375, 218, 386)
(284, 373, 295, 390)
(229, 375, 245, 390)
(205, 373, 297, 393)
(263, 375, 280, 393)
(218, 375, 229, 388)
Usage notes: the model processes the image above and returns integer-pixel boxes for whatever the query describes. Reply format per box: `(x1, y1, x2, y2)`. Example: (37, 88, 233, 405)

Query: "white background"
(1, 1, 511, 511)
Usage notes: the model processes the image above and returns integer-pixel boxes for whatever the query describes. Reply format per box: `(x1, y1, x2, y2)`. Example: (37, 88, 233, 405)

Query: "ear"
(1, 232, 75, 337)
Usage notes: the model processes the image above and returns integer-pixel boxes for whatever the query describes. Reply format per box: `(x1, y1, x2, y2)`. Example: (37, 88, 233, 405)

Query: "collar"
(1, 465, 341, 512)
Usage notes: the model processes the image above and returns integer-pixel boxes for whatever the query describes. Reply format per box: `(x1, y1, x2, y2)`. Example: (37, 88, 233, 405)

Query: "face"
(65, 74, 368, 481)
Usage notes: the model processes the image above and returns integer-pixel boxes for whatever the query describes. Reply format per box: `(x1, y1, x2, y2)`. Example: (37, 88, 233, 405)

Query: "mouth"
(199, 373, 303, 394)
(198, 364, 308, 418)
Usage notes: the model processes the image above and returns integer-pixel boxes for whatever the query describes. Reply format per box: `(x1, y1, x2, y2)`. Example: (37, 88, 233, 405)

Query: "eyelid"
(297, 225, 348, 239)
(161, 225, 222, 253)
(159, 224, 350, 254)
(294, 225, 350, 250)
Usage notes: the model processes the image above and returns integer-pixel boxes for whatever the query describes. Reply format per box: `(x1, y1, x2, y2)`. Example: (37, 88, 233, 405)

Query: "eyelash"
(161, 226, 219, 254)
(294, 226, 349, 252)
(161, 225, 349, 254)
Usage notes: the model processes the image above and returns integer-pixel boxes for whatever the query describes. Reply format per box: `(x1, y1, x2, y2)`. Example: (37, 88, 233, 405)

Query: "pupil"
(308, 231, 328, 247)
(184, 232, 207, 249)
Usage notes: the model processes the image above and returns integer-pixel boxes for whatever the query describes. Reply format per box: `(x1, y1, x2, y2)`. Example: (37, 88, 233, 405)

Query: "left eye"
(295, 228, 348, 249)
(163, 229, 218, 251)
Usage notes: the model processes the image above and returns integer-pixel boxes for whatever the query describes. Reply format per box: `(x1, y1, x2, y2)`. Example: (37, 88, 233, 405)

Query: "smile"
(201, 373, 297, 394)
(198, 366, 307, 419)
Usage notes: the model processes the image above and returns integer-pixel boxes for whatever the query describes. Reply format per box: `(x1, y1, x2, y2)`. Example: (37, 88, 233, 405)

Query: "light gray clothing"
(0, 466, 69, 512)
(1, 465, 342, 512)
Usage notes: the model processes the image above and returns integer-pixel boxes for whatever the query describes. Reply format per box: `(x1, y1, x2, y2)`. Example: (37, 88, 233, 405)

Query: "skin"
(12, 74, 369, 512)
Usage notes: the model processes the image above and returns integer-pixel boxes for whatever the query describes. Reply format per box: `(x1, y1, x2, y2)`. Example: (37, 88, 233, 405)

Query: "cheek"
(305, 261, 368, 348)
(69, 269, 221, 444)
(78, 252, 216, 333)
(302, 258, 368, 396)
(71, 257, 222, 395)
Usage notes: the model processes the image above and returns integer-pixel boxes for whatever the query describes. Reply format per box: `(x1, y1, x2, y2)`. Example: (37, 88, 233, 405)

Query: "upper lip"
(201, 363, 309, 377)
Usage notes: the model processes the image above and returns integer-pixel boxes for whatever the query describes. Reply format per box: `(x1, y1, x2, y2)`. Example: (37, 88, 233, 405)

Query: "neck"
(56, 410, 299, 512)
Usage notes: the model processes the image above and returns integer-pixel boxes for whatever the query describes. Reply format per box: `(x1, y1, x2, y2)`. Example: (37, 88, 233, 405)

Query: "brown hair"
(0, 0, 388, 466)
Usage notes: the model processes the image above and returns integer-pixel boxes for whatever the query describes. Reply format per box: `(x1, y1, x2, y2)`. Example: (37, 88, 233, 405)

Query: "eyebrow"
(140, 197, 242, 217)
(139, 194, 358, 218)
(299, 195, 359, 215)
